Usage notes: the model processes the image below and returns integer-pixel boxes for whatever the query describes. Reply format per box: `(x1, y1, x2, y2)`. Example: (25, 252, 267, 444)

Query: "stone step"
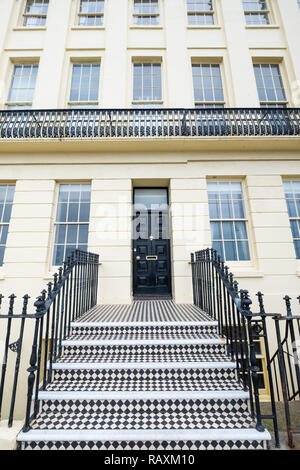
(61, 339, 227, 358)
(38, 397, 250, 415)
(17, 428, 271, 450)
(70, 322, 219, 337)
(49, 361, 238, 383)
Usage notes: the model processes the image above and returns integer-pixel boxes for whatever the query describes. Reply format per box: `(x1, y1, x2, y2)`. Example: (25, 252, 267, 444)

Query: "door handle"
(136, 256, 141, 261)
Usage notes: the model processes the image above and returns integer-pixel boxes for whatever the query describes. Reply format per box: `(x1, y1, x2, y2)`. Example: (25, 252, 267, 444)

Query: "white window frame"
(0, 184, 15, 267)
(283, 180, 300, 260)
(253, 63, 288, 108)
(52, 183, 91, 267)
(68, 61, 101, 108)
(187, 0, 215, 26)
(6, 63, 39, 109)
(242, 0, 271, 25)
(207, 180, 251, 263)
(192, 62, 225, 108)
(22, 0, 49, 27)
(77, 0, 105, 27)
(132, 0, 160, 26)
(132, 61, 163, 108)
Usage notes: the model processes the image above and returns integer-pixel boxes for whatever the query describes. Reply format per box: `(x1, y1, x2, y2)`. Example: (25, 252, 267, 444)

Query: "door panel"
(133, 189, 171, 297)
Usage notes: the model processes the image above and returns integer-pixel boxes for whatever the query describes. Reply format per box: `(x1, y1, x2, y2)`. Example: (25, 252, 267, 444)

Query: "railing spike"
(22, 295, 30, 315)
(256, 291, 265, 315)
(8, 294, 17, 316)
(283, 295, 292, 317)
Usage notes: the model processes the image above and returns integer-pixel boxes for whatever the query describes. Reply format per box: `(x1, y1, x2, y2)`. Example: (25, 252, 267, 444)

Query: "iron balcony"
(0, 107, 299, 139)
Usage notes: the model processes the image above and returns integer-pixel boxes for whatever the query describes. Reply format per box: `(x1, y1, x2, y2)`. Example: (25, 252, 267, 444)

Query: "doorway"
(132, 188, 172, 298)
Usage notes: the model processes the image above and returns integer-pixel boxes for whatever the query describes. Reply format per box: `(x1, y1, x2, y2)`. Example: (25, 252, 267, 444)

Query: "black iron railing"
(190, 248, 280, 448)
(0, 249, 99, 429)
(270, 296, 300, 448)
(0, 108, 299, 139)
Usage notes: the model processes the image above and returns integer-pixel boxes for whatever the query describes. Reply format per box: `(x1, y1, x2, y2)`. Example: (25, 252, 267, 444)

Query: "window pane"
(212, 240, 224, 259)
(224, 241, 237, 261)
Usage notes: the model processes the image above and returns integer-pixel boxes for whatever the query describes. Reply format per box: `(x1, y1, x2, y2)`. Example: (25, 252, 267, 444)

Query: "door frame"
(132, 186, 172, 299)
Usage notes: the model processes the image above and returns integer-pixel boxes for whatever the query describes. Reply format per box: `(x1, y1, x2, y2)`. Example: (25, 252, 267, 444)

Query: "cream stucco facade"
(0, 0, 300, 423)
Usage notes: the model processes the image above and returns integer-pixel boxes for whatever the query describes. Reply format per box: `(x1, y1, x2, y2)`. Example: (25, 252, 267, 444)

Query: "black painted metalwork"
(190, 248, 280, 448)
(0, 249, 99, 429)
(0, 108, 299, 139)
(270, 296, 300, 448)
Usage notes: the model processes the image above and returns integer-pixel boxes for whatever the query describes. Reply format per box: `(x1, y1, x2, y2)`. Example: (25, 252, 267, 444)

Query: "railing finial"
(256, 291, 265, 315)
(283, 295, 292, 317)
(22, 294, 30, 315)
(240, 289, 252, 314)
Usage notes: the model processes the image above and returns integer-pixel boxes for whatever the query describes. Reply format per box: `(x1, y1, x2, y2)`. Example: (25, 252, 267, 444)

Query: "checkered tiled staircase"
(17, 301, 271, 450)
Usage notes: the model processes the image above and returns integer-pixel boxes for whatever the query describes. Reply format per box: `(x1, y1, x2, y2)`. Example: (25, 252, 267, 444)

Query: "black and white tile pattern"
(62, 343, 227, 358)
(78, 301, 211, 323)
(39, 399, 250, 415)
(52, 366, 238, 383)
(17, 300, 270, 451)
(20, 440, 267, 450)
(69, 326, 218, 339)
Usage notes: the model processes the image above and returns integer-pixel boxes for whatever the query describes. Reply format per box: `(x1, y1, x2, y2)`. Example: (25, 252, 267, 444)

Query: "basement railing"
(0, 249, 99, 430)
(190, 248, 280, 448)
(270, 297, 300, 448)
(0, 108, 299, 139)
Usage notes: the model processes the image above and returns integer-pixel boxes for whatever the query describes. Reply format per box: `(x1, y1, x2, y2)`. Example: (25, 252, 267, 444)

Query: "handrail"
(190, 248, 280, 448)
(0, 249, 99, 430)
(0, 107, 299, 139)
(270, 296, 300, 448)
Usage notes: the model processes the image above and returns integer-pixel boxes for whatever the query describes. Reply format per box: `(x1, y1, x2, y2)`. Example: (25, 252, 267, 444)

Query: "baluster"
(34, 290, 46, 417)
(42, 282, 52, 389)
(241, 289, 265, 432)
(0, 294, 16, 420)
(8, 294, 30, 427)
(256, 291, 280, 448)
(48, 272, 58, 383)
(54, 267, 63, 361)
(24, 294, 45, 432)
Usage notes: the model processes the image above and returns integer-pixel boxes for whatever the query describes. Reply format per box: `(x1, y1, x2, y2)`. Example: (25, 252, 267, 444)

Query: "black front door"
(133, 188, 171, 297)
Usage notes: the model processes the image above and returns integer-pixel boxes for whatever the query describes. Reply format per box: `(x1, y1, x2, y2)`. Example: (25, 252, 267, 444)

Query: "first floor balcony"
(0, 107, 299, 140)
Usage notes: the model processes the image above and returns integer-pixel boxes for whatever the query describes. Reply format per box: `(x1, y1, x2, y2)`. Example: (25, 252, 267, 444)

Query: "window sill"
(232, 270, 264, 278)
(187, 25, 222, 30)
(44, 264, 102, 279)
(43, 272, 54, 281)
(13, 27, 46, 31)
(71, 27, 105, 31)
(245, 25, 280, 30)
(129, 25, 163, 30)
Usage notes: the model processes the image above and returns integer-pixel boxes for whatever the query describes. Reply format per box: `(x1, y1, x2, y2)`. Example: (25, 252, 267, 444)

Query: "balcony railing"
(0, 108, 299, 140)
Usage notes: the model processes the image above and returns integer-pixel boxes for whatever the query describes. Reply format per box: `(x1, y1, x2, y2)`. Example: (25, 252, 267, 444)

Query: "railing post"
(241, 289, 265, 432)
(8, 294, 30, 427)
(24, 294, 45, 432)
(256, 291, 280, 448)
(0, 294, 16, 421)
(274, 312, 294, 448)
